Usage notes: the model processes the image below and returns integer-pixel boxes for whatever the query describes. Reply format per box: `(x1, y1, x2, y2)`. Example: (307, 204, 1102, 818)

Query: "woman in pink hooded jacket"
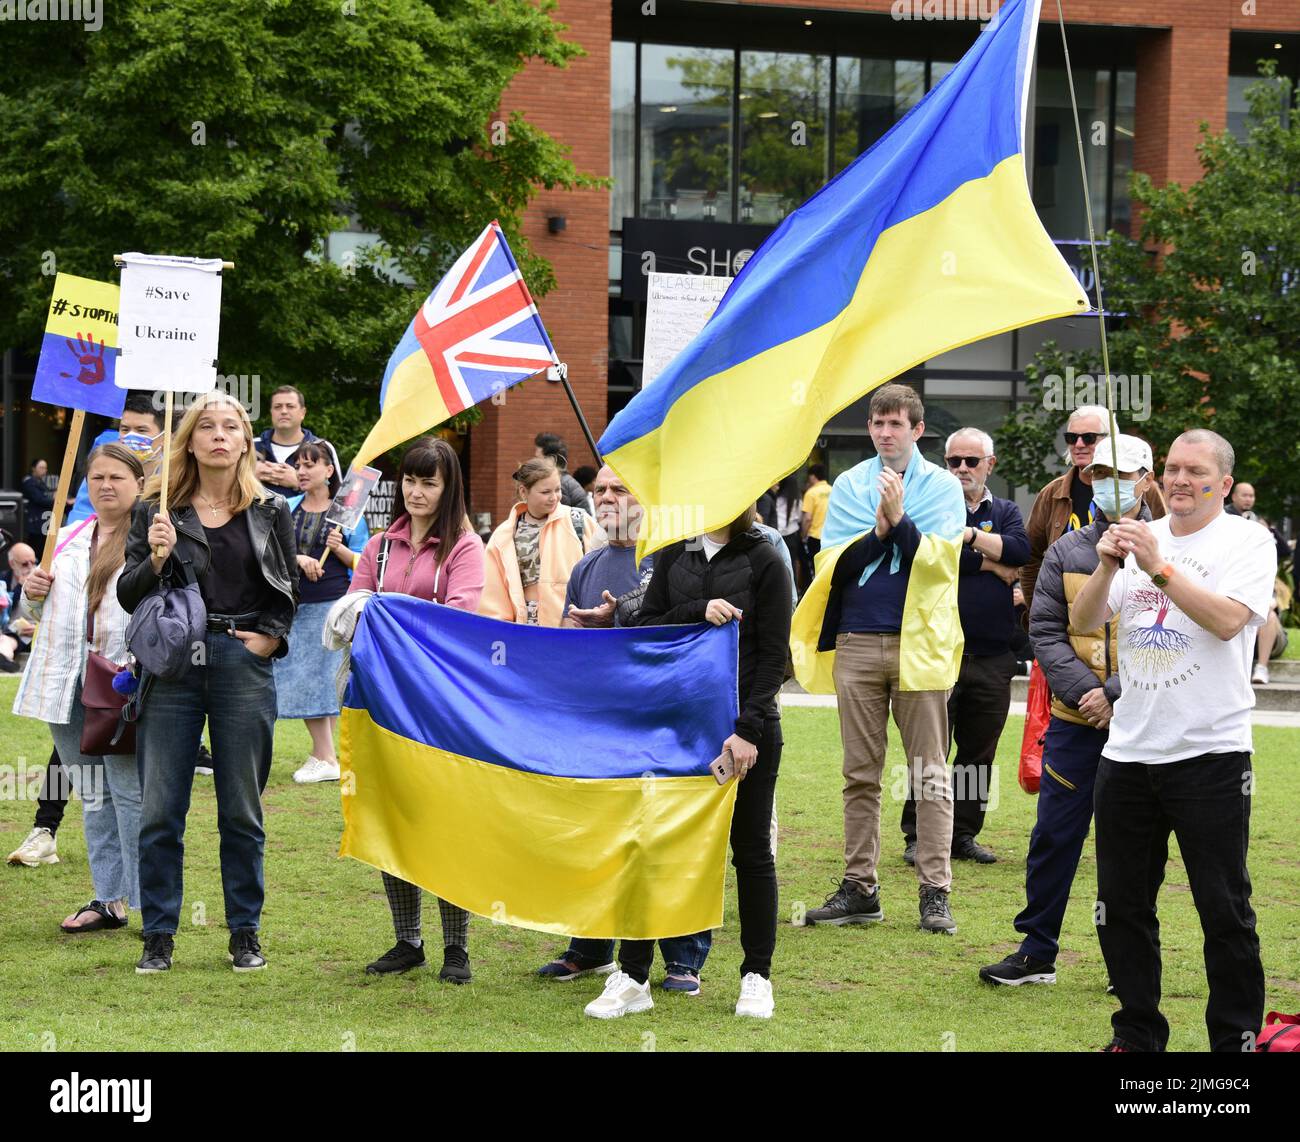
(347, 437, 485, 984)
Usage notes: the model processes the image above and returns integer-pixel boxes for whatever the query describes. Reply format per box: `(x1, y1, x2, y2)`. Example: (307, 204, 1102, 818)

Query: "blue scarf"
(822, 450, 965, 584)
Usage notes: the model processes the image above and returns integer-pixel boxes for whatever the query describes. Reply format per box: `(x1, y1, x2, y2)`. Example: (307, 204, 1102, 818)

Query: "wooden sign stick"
(38, 409, 86, 572)
(154, 391, 174, 558)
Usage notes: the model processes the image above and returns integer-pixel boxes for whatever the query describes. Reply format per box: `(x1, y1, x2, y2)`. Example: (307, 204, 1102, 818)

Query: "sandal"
(60, 900, 128, 934)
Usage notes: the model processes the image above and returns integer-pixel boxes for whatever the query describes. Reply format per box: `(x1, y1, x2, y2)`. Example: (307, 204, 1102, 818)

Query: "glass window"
(1033, 67, 1110, 239)
(611, 41, 637, 231)
(738, 51, 831, 224)
(1111, 70, 1135, 234)
(834, 58, 925, 173)
(929, 60, 955, 90)
(639, 44, 734, 222)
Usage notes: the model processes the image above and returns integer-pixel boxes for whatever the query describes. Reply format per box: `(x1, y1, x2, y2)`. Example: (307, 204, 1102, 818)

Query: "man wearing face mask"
(1021, 406, 1165, 622)
(67, 394, 170, 524)
(979, 435, 1155, 987)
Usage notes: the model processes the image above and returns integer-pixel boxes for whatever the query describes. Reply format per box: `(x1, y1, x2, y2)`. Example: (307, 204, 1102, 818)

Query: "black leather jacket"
(118, 496, 300, 654)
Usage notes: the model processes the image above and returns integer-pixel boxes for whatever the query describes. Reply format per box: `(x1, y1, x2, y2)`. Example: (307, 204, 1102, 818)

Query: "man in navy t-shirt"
(562, 465, 654, 627)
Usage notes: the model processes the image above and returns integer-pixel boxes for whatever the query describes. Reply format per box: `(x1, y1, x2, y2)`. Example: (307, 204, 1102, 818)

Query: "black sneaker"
(979, 952, 1056, 985)
(228, 928, 267, 972)
(953, 835, 997, 863)
(439, 945, 472, 984)
(919, 886, 957, 934)
(903, 840, 917, 866)
(365, 940, 427, 975)
(1102, 1037, 1141, 1053)
(136, 933, 174, 974)
(804, 879, 883, 926)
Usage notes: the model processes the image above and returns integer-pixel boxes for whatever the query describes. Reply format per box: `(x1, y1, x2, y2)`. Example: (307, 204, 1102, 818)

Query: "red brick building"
(467, 0, 1300, 520)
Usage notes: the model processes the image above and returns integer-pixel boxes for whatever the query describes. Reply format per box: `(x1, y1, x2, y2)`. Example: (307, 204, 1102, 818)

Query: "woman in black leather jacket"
(118, 391, 298, 976)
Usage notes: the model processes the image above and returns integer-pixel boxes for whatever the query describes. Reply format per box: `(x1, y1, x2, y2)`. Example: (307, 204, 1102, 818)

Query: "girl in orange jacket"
(480, 457, 605, 626)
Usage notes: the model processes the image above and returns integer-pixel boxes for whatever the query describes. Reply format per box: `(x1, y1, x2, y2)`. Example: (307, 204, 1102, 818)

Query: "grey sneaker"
(919, 886, 957, 934)
(804, 879, 883, 926)
(902, 840, 917, 867)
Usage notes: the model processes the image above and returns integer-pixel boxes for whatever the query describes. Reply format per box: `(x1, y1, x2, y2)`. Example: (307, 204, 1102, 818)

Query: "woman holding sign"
(118, 392, 298, 976)
(13, 443, 146, 934)
(277, 439, 369, 784)
(343, 437, 485, 984)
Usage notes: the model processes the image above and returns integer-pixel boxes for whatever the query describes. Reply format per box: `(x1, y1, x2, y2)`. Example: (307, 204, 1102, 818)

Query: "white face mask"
(1093, 476, 1143, 518)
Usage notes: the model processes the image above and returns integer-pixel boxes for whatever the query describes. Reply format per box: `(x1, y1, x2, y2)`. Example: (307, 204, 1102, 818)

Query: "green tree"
(997, 64, 1300, 522)
(0, 0, 600, 462)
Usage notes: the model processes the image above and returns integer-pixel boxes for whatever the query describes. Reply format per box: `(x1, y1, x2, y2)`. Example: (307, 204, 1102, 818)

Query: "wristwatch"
(1150, 562, 1174, 589)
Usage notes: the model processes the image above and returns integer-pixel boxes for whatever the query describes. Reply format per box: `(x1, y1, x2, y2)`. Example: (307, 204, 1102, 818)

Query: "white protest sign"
(115, 253, 224, 392)
(642, 272, 731, 387)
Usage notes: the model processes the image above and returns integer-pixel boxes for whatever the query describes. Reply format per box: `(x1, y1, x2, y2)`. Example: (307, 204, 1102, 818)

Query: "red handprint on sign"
(61, 332, 106, 386)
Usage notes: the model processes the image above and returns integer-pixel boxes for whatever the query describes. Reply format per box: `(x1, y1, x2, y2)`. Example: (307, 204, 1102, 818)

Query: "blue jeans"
(137, 633, 276, 935)
(1014, 717, 1106, 963)
(48, 686, 142, 908)
(566, 931, 712, 976)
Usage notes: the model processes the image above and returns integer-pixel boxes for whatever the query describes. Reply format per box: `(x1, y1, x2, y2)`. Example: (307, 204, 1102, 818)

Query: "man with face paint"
(980, 434, 1156, 988)
(1072, 429, 1275, 1052)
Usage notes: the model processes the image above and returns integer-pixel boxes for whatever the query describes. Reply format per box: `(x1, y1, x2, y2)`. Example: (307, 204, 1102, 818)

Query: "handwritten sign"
(642, 272, 731, 387)
(115, 253, 224, 392)
(365, 479, 397, 534)
(32, 273, 125, 418)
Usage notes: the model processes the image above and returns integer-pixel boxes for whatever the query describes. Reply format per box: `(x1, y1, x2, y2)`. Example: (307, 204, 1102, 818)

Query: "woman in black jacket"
(582, 505, 792, 1021)
(118, 392, 298, 976)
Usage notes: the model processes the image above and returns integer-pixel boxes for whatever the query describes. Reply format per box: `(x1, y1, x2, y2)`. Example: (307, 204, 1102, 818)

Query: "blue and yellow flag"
(599, 0, 1088, 558)
(32, 273, 125, 418)
(339, 596, 740, 939)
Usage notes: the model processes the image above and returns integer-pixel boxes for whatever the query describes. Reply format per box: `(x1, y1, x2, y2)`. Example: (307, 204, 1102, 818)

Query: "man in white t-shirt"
(1073, 429, 1275, 1053)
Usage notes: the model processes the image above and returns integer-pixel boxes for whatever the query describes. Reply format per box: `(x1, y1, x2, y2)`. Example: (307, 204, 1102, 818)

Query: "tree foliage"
(0, 0, 600, 462)
(997, 64, 1300, 522)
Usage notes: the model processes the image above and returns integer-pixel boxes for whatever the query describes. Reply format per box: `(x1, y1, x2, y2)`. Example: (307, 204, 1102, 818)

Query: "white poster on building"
(642, 272, 731, 387)
(115, 253, 225, 392)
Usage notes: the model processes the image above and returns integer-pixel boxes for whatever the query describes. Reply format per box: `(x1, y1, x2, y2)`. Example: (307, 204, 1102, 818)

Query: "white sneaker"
(1252, 664, 1270, 686)
(195, 767, 214, 776)
(583, 971, 654, 1019)
(735, 972, 774, 1019)
(7, 827, 59, 867)
(294, 756, 341, 784)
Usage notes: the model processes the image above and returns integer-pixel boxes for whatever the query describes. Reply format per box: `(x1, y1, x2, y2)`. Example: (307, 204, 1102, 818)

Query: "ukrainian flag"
(600, 0, 1088, 558)
(339, 595, 741, 939)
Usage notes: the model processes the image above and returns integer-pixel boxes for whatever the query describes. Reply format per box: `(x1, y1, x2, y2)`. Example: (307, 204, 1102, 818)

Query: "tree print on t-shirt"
(1125, 585, 1193, 673)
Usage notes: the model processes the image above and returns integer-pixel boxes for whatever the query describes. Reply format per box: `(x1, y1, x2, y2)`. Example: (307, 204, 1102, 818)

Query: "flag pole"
(38, 409, 86, 573)
(551, 360, 603, 466)
(1054, 1, 1124, 517)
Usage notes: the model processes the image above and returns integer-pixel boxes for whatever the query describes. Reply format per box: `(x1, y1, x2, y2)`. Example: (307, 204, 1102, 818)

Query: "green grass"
(1, 674, 1296, 1052)
(1280, 628, 1299, 659)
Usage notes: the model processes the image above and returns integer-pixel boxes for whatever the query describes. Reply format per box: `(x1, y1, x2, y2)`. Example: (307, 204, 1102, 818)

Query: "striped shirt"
(12, 518, 131, 725)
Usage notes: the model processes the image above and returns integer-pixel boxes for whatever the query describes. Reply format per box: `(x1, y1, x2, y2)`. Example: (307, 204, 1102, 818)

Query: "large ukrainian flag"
(339, 596, 741, 939)
(600, 0, 1088, 558)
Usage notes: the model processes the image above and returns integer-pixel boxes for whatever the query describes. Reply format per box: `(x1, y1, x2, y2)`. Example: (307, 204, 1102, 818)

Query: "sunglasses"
(945, 456, 988, 469)
(1064, 432, 1106, 446)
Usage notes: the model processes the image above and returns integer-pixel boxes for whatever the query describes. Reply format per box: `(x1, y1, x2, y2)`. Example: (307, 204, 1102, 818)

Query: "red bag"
(1257, 1012, 1300, 1052)
(1018, 661, 1050, 794)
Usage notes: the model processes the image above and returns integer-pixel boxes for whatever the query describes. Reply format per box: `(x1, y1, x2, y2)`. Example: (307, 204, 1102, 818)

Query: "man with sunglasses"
(899, 429, 1027, 867)
(1022, 406, 1164, 622)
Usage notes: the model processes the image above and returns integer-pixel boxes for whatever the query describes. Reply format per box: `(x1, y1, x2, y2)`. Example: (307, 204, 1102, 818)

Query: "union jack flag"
(354, 221, 556, 466)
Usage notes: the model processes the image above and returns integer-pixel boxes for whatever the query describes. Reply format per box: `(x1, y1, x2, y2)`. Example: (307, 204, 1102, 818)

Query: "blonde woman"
(481, 457, 605, 627)
(14, 443, 145, 933)
(118, 392, 299, 975)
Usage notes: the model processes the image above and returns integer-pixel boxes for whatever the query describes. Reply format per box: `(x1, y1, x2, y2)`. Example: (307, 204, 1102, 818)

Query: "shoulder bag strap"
(375, 536, 392, 594)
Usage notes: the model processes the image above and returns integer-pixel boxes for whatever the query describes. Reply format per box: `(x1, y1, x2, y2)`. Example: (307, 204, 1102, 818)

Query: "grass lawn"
(1281, 628, 1299, 659)
(1, 673, 1296, 1053)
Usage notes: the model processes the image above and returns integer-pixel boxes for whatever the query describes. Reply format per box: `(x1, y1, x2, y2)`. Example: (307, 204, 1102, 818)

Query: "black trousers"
(621, 716, 782, 983)
(1095, 751, 1263, 1053)
(33, 748, 68, 835)
(901, 651, 1014, 844)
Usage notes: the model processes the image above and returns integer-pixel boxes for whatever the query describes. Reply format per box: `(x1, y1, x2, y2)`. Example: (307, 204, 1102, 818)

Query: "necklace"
(196, 492, 232, 521)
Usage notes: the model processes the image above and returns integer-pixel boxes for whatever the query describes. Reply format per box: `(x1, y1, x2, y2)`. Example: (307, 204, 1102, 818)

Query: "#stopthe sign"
(31, 272, 125, 418)
(115, 253, 225, 393)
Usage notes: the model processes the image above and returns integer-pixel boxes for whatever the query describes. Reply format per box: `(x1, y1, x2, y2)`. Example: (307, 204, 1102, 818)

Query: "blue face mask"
(1093, 477, 1141, 519)
(120, 430, 161, 456)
